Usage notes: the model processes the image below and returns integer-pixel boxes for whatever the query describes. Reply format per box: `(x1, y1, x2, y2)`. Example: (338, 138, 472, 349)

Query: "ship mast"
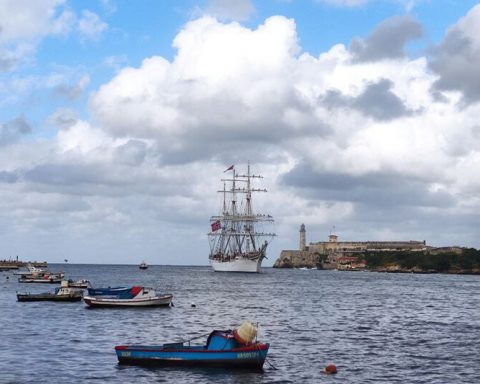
(208, 163, 275, 261)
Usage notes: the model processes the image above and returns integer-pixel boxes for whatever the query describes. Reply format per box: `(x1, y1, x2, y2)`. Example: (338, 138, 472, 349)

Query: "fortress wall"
(308, 241, 426, 253)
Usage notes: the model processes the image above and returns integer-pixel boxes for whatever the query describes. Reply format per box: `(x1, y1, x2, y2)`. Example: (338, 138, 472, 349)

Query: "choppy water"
(1, 265, 479, 383)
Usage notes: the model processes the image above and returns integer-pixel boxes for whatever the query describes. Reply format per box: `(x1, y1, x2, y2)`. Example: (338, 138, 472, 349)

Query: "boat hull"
(18, 278, 62, 284)
(209, 257, 262, 273)
(115, 343, 269, 369)
(83, 294, 173, 307)
(17, 293, 82, 302)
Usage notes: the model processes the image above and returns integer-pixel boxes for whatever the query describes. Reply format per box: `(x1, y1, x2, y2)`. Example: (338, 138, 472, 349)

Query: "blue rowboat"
(115, 329, 269, 369)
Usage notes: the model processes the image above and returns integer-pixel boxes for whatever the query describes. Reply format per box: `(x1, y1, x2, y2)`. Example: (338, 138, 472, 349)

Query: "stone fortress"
(273, 224, 428, 269)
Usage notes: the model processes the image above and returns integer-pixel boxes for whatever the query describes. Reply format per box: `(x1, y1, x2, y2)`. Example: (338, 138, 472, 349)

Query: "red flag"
(211, 220, 221, 232)
(224, 165, 234, 172)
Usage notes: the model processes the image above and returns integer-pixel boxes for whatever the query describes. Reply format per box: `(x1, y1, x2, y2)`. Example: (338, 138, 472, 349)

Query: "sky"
(1, 0, 480, 265)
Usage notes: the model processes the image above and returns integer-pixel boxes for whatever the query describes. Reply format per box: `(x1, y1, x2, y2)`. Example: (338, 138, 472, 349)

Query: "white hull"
(83, 294, 173, 307)
(209, 257, 262, 273)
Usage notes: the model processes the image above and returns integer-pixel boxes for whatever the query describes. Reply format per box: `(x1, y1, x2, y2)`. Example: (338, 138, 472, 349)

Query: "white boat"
(83, 286, 173, 307)
(67, 279, 91, 288)
(208, 163, 275, 273)
(13, 263, 48, 275)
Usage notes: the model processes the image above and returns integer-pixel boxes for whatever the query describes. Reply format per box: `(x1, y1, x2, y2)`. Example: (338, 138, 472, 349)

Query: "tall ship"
(208, 164, 275, 273)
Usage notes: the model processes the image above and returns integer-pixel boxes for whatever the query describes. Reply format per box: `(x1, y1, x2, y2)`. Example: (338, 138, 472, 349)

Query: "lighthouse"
(299, 224, 306, 251)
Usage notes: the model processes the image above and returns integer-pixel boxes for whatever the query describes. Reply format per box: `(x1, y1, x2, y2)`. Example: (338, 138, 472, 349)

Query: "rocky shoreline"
(273, 248, 480, 275)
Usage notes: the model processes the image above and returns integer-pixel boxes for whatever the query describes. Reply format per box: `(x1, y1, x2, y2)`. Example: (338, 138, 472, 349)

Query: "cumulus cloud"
(0, 117, 31, 146)
(0, 55, 16, 72)
(53, 74, 90, 100)
(349, 15, 423, 62)
(282, 162, 454, 208)
(0, 2, 107, 71)
(0, 0, 68, 43)
(114, 139, 147, 166)
(429, 5, 480, 105)
(322, 78, 415, 121)
(49, 108, 79, 130)
(90, 16, 307, 163)
(77, 10, 108, 41)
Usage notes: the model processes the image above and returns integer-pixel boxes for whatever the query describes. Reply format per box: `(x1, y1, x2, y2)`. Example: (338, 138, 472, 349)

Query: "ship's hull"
(209, 257, 262, 273)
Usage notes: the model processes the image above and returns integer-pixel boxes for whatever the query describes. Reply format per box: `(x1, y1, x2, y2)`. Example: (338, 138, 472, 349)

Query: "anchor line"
(265, 356, 278, 371)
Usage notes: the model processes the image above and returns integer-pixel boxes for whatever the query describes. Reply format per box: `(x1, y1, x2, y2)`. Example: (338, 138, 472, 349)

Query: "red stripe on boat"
(130, 286, 143, 296)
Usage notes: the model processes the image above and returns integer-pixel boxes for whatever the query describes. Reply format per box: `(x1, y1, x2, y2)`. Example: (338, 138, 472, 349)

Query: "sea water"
(1, 265, 479, 383)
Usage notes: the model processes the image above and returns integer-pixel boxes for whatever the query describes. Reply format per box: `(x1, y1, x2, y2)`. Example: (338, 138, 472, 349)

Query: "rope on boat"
(181, 332, 212, 345)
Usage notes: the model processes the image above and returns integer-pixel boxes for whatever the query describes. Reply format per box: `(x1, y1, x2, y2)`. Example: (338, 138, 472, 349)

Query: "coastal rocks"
(273, 250, 318, 269)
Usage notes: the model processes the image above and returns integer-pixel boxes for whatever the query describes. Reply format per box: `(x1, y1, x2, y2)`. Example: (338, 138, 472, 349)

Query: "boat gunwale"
(83, 294, 173, 304)
(115, 343, 269, 353)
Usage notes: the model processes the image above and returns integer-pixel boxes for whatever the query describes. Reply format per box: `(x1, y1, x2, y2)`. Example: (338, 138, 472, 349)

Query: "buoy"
(324, 364, 337, 374)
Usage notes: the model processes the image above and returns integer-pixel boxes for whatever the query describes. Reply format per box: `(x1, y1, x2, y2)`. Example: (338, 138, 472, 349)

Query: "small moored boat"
(17, 281, 83, 302)
(67, 279, 91, 288)
(115, 321, 269, 369)
(83, 286, 173, 307)
(17, 264, 65, 283)
(18, 273, 63, 283)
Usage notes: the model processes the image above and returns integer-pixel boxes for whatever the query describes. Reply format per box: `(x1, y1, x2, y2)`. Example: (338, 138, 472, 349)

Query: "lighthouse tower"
(299, 224, 306, 251)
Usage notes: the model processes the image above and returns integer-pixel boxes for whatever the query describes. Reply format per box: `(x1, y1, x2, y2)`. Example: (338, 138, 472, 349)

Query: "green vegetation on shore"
(364, 248, 480, 273)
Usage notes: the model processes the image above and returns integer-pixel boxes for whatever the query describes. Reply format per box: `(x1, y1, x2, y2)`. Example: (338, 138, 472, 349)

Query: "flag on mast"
(211, 220, 221, 232)
(224, 165, 234, 172)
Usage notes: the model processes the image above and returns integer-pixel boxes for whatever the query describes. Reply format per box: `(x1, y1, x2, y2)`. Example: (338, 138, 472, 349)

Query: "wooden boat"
(115, 321, 269, 369)
(17, 281, 83, 302)
(83, 286, 173, 307)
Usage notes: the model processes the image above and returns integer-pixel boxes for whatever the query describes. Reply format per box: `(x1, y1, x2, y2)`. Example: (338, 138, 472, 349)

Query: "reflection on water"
(1, 265, 479, 383)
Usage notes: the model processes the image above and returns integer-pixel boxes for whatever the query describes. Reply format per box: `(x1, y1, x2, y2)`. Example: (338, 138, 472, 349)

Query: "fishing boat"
(13, 263, 47, 275)
(17, 263, 64, 283)
(208, 164, 276, 273)
(83, 286, 173, 307)
(17, 281, 83, 302)
(139, 261, 148, 270)
(18, 273, 63, 283)
(67, 279, 90, 288)
(115, 320, 269, 369)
